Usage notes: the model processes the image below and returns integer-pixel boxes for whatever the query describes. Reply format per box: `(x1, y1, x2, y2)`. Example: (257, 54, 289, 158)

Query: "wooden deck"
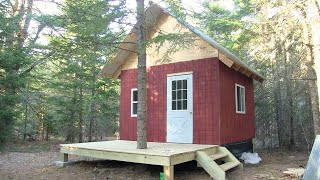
(60, 140, 241, 180)
(61, 140, 217, 166)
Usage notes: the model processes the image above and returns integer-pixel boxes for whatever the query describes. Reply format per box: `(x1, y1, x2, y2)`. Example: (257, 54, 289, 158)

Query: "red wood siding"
(219, 62, 255, 144)
(119, 58, 221, 144)
(119, 69, 138, 140)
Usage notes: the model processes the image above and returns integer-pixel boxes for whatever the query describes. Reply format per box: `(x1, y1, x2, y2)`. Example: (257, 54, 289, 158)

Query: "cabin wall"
(219, 62, 255, 145)
(119, 58, 221, 144)
(119, 69, 138, 140)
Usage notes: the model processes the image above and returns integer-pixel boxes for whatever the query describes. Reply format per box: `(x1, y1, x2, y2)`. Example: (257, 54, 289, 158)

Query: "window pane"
(133, 103, 138, 115)
(177, 80, 182, 89)
(183, 80, 187, 89)
(183, 100, 187, 110)
(177, 90, 182, 99)
(133, 90, 138, 101)
(183, 90, 187, 99)
(237, 87, 241, 111)
(172, 81, 176, 90)
(172, 101, 176, 110)
(177, 100, 182, 110)
(241, 88, 245, 111)
(236, 85, 245, 112)
(172, 90, 176, 100)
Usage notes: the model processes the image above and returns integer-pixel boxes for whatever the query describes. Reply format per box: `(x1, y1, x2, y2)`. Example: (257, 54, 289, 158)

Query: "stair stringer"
(196, 151, 226, 180)
(196, 147, 243, 180)
(217, 146, 243, 170)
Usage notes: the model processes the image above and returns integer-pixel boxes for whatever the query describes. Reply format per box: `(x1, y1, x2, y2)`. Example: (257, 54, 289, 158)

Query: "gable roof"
(101, 3, 264, 83)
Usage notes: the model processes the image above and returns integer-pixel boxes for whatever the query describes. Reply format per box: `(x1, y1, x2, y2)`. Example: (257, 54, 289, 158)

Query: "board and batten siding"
(119, 58, 255, 145)
(119, 58, 220, 144)
(219, 62, 255, 145)
(119, 69, 138, 141)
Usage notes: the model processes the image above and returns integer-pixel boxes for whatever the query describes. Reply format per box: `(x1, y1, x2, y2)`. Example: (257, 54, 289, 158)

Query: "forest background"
(1, 0, 320, 151)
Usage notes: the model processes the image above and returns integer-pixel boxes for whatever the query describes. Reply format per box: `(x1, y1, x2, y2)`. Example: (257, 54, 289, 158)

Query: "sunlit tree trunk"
(79, 85, 83, 142)
(88, 50, 98, 142)
(38, 94, 45, 141)
(136, 0, 147, 149)
(88, 89, 96, 142)
(285, 48, 294, 148)
(306, 0, 320, 135)
(78, 60, 84, 143)
(301, 17, 320, 136)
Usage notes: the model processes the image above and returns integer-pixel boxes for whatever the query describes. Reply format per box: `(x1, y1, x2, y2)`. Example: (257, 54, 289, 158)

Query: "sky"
(33, 0, 235, 20)
(126, 0, 234, 13)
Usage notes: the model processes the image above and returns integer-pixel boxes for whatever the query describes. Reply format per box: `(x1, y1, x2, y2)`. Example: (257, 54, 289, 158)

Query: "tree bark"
(78, 85, 83, 143)
(45, 124, 49, 141)
(38, 95, 45, 141)
(274, 77, 283, 146)
(23, 85, 28, 141)
(301, 16, 320, 136)
(274, 39, 286, 147)
(78, 60, 84, 143)
(88, 49, 98, 142)
(285, 49, 294, 148)
(66, 88, 77, 142)
(306, 0, 320, 135)
(88, 89, 96, 142)
(136, 0, 147, 149)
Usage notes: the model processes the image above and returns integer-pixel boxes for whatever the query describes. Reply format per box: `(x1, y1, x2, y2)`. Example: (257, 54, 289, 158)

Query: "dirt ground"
(0, 141, 308, 180)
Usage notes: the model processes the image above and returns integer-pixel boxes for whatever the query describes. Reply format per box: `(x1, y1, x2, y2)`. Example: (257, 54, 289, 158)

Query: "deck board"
(61, 140, 217, 156)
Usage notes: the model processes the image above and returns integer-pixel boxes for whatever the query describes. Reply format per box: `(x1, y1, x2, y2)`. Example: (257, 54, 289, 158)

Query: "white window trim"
(131, 88, 138, 117)
(235, 84, 246, 114)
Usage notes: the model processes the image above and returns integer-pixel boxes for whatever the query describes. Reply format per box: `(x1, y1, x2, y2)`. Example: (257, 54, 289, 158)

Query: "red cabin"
(101, 4, 264, 156)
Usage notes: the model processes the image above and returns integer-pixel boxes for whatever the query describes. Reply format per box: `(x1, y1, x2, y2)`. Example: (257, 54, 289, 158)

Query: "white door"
(166, 74, 193, 143)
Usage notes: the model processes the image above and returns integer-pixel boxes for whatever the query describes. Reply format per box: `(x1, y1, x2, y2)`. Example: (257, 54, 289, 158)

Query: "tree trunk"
(301, 17, 320, 136)
(23, 85, 28, 141)
(67, 109, 75, 142)
(306, 0, 320, 135)
(136, 0, 147, 149)
(274, 40, 286, 147)
(45, 125, 49, 141)
(38, 118, 44, 141)
(18, 0, 33, 48)
(38, 95, 45, 141)
(24, 102, 27, 141)
(88, 50, 98, 142)
(274, 80, 282, 146)
(78, 60, 84, 143)
(79, 85, 83, 143)
(285, 49, 294, 148)
(88, 89, 95, 142)
(66, 88, 77, 142)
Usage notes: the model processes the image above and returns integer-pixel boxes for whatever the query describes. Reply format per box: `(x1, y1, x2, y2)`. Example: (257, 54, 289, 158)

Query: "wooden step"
(220, 161, 241, 171)
(210, 152, 228, 160)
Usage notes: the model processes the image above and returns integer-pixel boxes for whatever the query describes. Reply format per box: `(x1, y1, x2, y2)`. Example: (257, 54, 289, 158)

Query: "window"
(131, 88, 138, 117)
(171, 79, 188, 110)
(235, 84, 246, 114)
